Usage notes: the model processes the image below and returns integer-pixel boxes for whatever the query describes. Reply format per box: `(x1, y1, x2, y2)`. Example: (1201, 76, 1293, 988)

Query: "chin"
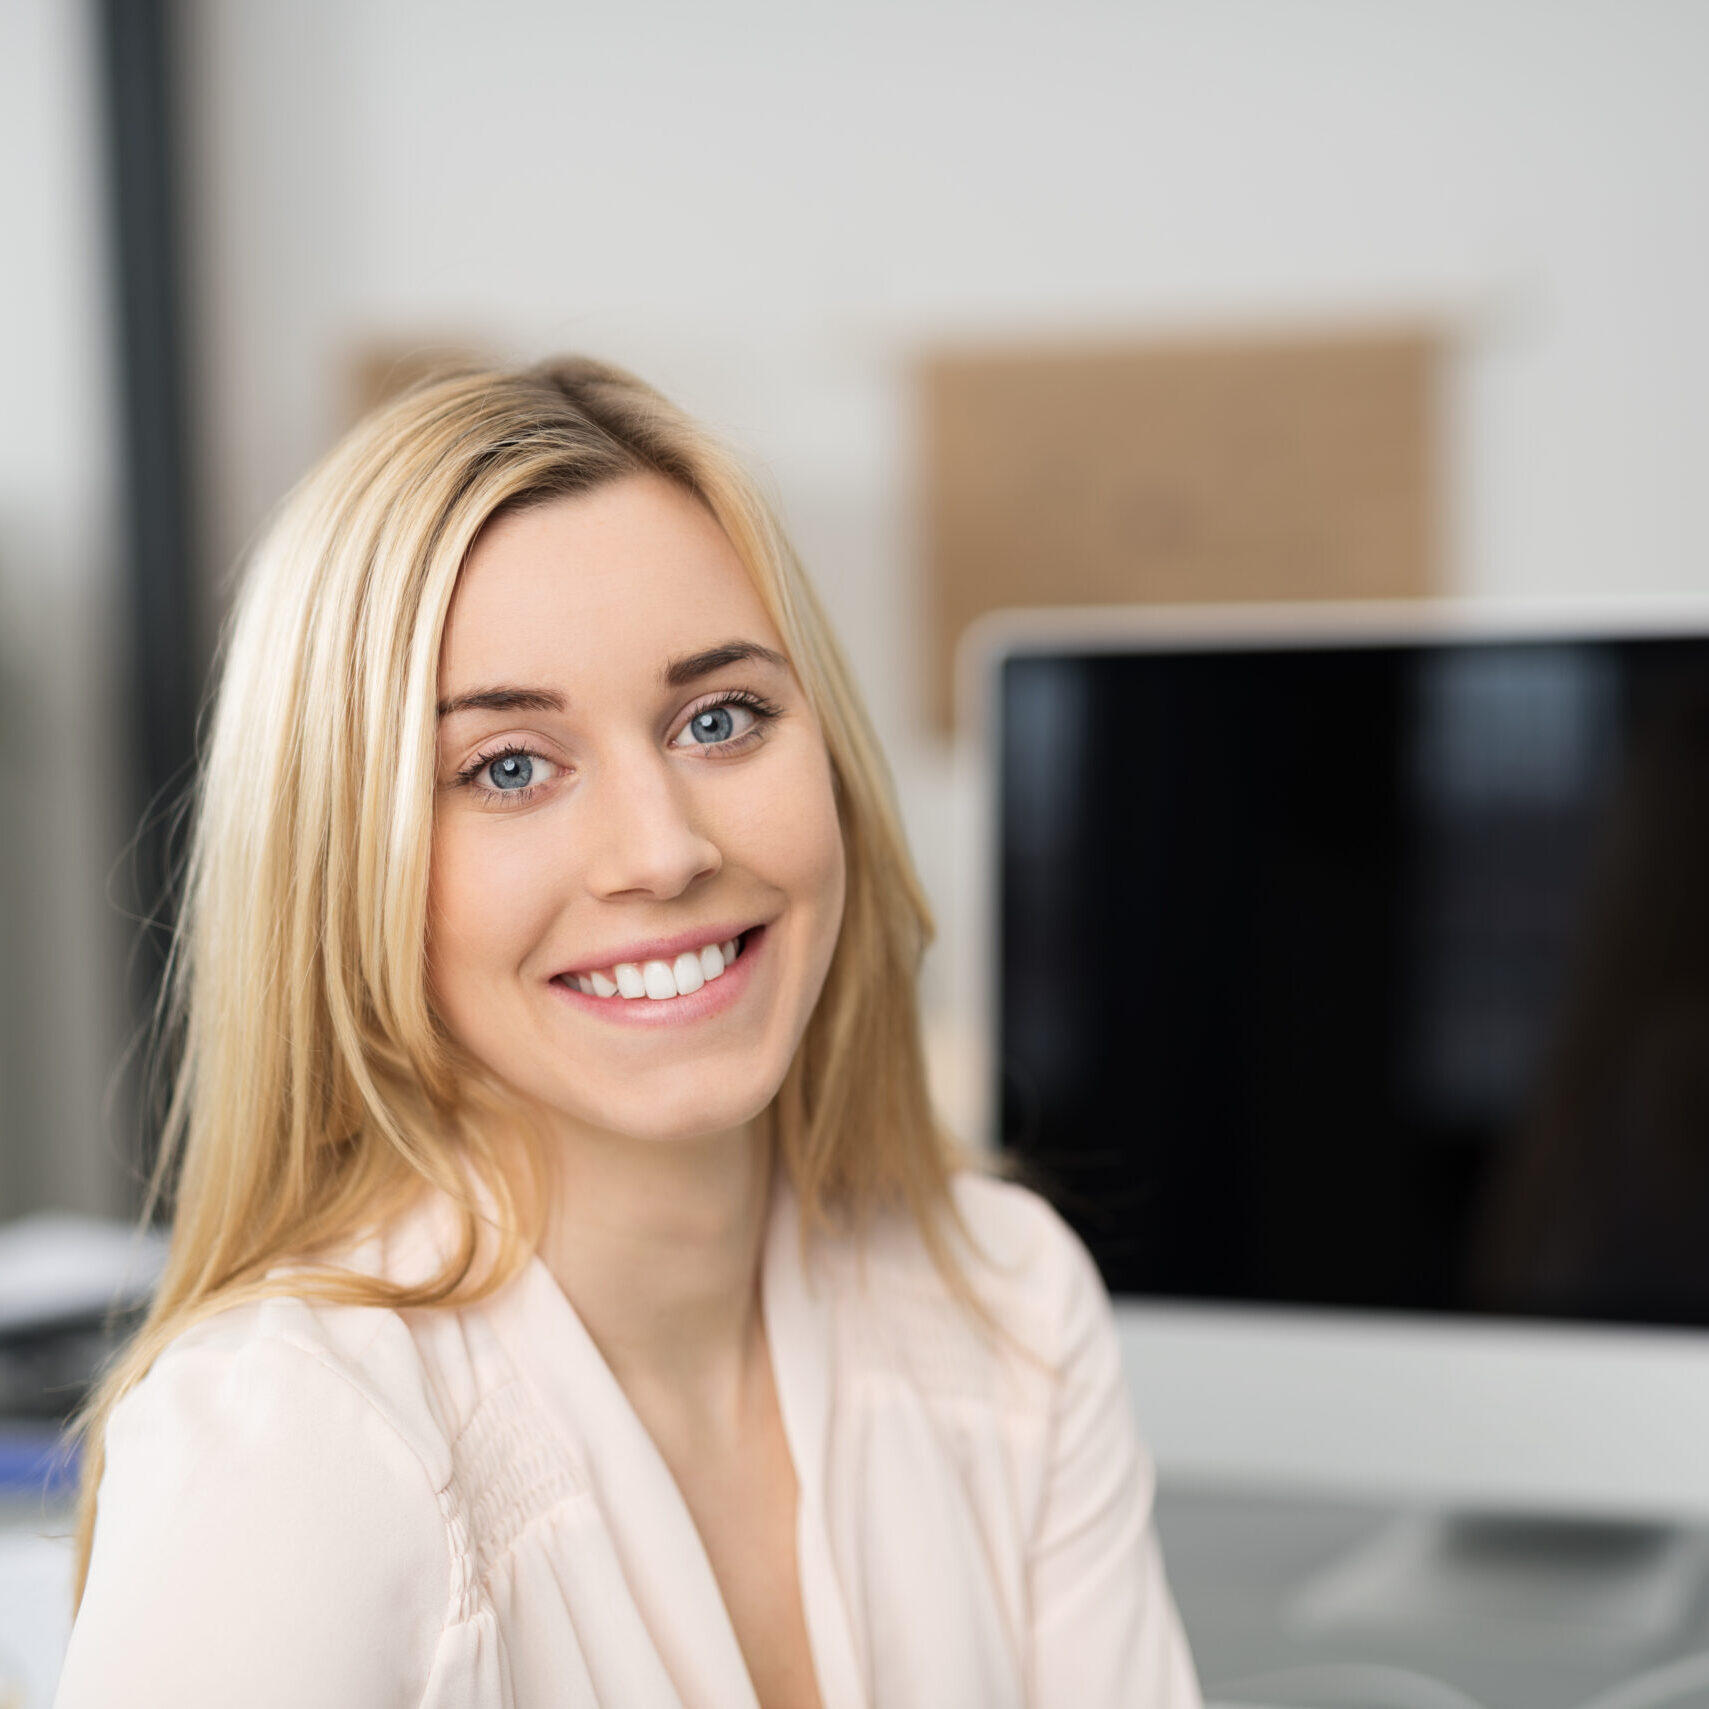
(540, 1062, 786, 1149)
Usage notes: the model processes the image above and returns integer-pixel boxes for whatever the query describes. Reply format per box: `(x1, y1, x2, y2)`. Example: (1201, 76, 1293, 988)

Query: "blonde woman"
(55, 359, 1201, 1709)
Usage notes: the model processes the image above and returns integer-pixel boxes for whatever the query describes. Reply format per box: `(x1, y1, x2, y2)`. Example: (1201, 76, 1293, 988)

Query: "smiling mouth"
(553, 931, 752, 1003)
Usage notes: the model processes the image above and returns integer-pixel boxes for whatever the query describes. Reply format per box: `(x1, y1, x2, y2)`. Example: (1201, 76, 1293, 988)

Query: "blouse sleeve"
(1025, 1215, 1203, 1709)
(54, 1326, 454, 1709)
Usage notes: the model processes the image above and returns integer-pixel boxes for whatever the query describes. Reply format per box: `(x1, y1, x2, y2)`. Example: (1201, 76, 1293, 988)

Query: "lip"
(552, 920, 763, 981)
(547, 924, 767, 1027)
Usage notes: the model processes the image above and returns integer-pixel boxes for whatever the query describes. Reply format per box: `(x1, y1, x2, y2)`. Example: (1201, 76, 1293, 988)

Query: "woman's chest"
(667, 1400, 824, 1709)
(461, 1379, 1039, 1709)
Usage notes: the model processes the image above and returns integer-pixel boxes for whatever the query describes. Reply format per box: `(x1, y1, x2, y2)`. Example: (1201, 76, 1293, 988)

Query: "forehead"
(439, 475, 783, 692)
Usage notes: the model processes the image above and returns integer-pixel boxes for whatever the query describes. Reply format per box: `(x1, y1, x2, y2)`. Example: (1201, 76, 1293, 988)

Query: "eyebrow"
(436, 686, 566, 719)
(435, 641, 789, 718)
(662, 640, 790, 688)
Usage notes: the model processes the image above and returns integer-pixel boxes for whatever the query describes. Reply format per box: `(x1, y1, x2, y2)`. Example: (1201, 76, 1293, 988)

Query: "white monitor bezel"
(961, 596, 1709, 1521)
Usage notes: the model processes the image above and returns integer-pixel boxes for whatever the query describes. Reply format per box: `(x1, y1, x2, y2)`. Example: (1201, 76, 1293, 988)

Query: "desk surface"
(1157, 1482, 1709, 1709)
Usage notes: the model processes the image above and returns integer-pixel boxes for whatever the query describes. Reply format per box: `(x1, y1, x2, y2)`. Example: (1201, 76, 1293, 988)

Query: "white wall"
(181, 0, 1709, 1128)
(0, 0, 131, 1215)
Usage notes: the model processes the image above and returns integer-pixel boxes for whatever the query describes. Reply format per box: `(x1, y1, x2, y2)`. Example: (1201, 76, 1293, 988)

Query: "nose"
(579, 748, 722, 902)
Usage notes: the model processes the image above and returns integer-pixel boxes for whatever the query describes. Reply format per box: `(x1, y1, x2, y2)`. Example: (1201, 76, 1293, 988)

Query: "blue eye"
(687, 707, 737, 744)
(452, 744, 560, 800)
(671, 693, 779, 752)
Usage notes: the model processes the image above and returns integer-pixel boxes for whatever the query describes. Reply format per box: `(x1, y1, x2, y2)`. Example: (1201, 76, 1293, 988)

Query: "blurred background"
(6, 0, 1707, 1226)
(5, 5, 1709, 1704)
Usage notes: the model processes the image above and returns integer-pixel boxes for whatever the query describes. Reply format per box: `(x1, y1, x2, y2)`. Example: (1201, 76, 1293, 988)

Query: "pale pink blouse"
(56, 1174, 1201, 1709)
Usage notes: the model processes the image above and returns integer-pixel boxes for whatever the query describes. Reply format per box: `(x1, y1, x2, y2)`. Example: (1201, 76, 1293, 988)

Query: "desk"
(1159, 1483, 1709, 1709)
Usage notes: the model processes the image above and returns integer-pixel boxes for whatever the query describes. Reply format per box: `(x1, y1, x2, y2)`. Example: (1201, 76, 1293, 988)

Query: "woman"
(57, 359, 1201, 1708)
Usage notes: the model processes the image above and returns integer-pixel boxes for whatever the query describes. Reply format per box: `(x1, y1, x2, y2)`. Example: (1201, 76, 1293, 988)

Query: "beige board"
(921, 329, 1440, 727)
(346, 342, 490, 424)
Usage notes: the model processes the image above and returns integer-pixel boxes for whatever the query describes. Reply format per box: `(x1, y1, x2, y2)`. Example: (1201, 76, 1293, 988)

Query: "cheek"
(425, 818, 554, 1004)
(759, 746, 847, 937)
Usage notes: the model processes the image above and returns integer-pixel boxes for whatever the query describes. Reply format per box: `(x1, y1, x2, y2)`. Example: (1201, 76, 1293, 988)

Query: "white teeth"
(577, 937, 743, 1001)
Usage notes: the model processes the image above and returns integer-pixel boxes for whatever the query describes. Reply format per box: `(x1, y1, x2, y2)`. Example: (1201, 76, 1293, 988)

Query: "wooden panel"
(921, 329, 1440, 726)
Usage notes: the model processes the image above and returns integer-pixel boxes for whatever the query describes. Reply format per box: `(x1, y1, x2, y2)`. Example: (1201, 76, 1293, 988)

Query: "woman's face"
(428, 474, 846, 1149)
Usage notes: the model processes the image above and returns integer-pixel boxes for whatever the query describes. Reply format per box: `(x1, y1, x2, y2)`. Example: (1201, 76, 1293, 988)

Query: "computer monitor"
(970, 601, 1709, 1523)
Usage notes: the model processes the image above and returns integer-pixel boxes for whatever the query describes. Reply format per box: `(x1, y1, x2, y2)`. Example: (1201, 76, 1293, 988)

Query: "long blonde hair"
(73, 356, 961, 1600)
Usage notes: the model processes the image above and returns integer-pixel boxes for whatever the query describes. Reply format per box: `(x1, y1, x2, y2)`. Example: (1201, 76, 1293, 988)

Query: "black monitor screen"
(998, 634, 1709, 1326)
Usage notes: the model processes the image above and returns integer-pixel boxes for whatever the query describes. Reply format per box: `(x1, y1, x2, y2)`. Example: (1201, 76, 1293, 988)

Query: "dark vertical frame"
(95, 0, 201, 1189)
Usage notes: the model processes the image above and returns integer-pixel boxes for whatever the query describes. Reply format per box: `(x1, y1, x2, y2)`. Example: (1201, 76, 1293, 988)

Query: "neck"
(535, 1112, 775, 1432)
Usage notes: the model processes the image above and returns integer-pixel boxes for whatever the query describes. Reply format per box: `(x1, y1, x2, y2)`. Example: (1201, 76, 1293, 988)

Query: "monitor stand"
(1288, 1510, 1709, 1657)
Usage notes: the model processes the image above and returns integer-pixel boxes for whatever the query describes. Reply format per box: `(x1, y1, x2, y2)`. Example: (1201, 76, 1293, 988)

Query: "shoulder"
(854, 1168, 1086, 1276)
(111, 1288, 457, 1495)
(955, 1172, 1119, 1363)
(65, 1295, 466, 1706)
(938, 1170, 1107, 1344)
(835, 1171, 1109, 1388)
(951, 1171, 1095, 1292)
